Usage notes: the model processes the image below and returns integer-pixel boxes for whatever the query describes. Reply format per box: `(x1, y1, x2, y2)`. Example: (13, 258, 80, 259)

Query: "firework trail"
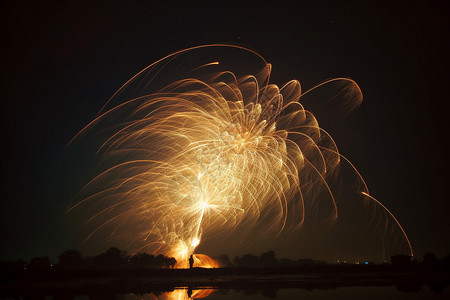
(68, 45, 413, 267)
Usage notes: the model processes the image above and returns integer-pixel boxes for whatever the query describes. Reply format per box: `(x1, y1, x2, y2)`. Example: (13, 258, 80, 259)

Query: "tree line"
(217, 251, 450, 269)
(214, 251, 326, 268)
(1, 247, 176, 272)
(2, 249, 450, 272)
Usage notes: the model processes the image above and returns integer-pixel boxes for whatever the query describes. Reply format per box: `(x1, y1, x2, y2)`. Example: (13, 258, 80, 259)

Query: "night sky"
(2, 1, 449, 262)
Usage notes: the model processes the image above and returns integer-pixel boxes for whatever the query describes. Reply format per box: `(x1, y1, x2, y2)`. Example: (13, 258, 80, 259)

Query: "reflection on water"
(147, 286, 450, 300)
(2, 286, 450, 300)
(117, 286, 450, 300)
(93, 288, 215, 300)
(151, 288, 214, 300)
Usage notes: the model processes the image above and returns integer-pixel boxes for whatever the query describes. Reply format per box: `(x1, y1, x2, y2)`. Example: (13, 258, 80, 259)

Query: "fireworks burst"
(68, 45, 413, 267)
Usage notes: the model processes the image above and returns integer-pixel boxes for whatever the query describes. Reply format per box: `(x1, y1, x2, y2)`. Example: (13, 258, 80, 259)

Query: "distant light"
(365, 262, 369, 265)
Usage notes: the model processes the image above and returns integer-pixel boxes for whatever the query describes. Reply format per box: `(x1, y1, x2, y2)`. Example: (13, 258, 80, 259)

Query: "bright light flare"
(191, 237, 200, 247)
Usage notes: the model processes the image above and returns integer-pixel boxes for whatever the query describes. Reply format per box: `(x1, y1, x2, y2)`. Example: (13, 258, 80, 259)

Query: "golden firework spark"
(68, 45, 413, 267)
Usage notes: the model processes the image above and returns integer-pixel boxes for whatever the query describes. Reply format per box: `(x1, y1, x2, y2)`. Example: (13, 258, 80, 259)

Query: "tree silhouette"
(234, 251, 280, 268)
(27, 256, 51, 271)
(0, 259, 25, 272)
(441, 254, 450, 270)
(259, 251, 278, 267)
(234, 253, 259, 268)
(57, 249, 84, 269)
(391, 255, 411, 266)
(165, 256, 176, 268)
(215, 254, 232, 267)
(93, 247, 126, 269)
(423, 253, 439, 268)
(128, 252, 176, 268)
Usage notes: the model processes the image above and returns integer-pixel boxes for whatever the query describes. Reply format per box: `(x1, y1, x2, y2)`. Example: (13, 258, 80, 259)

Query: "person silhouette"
(189, 254, 194, 269)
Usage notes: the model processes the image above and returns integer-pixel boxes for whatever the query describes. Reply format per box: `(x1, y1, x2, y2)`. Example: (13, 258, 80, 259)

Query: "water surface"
(3, 285, 450, 300)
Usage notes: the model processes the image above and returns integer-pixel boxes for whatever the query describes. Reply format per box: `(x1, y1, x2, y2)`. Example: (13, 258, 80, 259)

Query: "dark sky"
(2, 0, 449, 262)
